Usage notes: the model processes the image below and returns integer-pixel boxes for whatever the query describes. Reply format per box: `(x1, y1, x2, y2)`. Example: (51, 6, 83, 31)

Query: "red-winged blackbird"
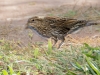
(26, 16, 98, 48)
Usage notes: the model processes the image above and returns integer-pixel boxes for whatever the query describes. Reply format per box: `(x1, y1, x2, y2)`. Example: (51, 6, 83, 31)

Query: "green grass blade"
(34, 48, 39, 58)
(87, 65, 97, 75)
(17, 72, 20, 75)
(48, 39, 52, 54)
(71, 62, 83, 70)
(85, 56, 100, 75)
(2, 70, 8, 75)
(66, 70, 77, 75)
(8, 66, 14, 75)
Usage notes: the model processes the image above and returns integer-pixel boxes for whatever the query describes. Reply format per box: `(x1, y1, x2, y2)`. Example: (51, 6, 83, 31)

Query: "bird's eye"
(32, 19, 34, 21)
(30, 18, 34, 22)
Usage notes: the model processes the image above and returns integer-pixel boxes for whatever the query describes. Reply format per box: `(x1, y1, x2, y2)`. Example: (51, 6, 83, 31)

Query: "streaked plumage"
(26, 16, 98, 48)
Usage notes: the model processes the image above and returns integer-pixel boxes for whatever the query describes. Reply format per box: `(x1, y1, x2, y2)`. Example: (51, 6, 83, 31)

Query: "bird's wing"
(49, 18, 78, 28)
(63, 19, 82, 28)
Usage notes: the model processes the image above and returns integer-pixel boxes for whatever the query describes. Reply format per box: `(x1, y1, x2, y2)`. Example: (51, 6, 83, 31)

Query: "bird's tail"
(67, 20, 100, 34)
(76, 20, 99, 26)
(86, 22, 98, 26)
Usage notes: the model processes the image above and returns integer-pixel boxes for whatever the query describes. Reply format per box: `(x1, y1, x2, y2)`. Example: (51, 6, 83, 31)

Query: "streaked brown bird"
(26, 16, 98, 48)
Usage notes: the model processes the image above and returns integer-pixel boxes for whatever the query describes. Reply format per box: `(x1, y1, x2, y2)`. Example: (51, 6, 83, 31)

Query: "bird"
(25, 16, 98, 48)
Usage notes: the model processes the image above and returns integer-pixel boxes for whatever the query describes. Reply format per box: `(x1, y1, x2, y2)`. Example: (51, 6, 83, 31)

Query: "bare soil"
(0, 0, 100, 47)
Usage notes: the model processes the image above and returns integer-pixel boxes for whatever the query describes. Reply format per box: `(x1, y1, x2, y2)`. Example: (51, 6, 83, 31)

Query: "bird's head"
(25, 16, 43, 29)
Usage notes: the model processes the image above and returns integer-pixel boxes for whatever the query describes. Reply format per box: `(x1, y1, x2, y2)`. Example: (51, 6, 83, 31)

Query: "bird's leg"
(51, 37, 58, 47)
(57, 37, 65, 49)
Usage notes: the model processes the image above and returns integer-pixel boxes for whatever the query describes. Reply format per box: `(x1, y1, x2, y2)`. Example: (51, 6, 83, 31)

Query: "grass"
(72, 43, 100, 75)
(0, 38, 100, 75)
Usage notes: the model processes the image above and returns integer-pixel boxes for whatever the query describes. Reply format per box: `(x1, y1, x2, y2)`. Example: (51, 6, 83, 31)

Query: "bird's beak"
(25, 23, 29, 29)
